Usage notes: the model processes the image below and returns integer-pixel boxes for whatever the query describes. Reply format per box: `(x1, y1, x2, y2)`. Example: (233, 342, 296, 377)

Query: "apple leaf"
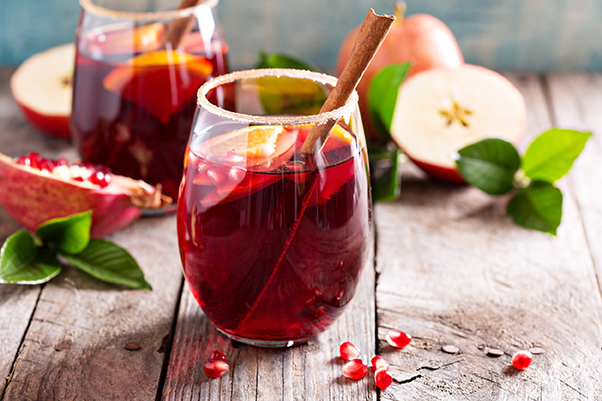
(0, 231, 62, 285)
(256, 51, 321, 72)
(36, 211, 92, 255)
(522, 128, 592, 183)
(62, 239, 152, 290)
(368, 63, 411, 141)
(369, 142, 401, 202)
(507, 181, 562, 235)
(455, 138, 521, 195)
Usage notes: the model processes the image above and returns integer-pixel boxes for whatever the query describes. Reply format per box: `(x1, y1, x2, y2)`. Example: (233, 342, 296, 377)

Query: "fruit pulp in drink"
(177, 124, 372, 343)
(71, 25, 229, 199)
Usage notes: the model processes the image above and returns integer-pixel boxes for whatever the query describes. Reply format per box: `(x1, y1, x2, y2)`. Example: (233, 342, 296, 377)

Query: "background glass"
(71, 0, 229, 203)
(177, 69, 372, 347)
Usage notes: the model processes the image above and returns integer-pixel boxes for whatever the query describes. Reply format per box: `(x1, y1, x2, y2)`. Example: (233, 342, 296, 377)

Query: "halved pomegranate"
(0, 152, 171, 238)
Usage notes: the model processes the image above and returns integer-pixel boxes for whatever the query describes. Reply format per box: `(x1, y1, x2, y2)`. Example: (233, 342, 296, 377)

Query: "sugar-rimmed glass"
(177, 68, 372, 347)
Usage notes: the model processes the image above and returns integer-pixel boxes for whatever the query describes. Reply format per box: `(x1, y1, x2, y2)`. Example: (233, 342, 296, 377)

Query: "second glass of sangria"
(177, 69, 373, 347)
(71, 0, 229, 204)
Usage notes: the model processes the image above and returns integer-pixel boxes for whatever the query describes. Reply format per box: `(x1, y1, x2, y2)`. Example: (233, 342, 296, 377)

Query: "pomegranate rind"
(0, 153, 169, 238)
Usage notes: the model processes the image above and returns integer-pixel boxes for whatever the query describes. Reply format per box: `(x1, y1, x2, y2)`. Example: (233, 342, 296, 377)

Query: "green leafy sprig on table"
(0, 211, 152, 289)
(454, 129, 591, 235)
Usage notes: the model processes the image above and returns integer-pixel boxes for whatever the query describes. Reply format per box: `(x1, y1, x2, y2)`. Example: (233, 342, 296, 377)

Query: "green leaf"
(507, 181, 562, 235)
(256, 51, 321, 72)
(522, 128, 592, 182)
(369, 142, 401, 202)
(455, 138, 521, 195)
(62, 239, 152, 290)
(367, 63, 411, 141)
(0, 231, 61, 284)
(36, 211, 92, 255)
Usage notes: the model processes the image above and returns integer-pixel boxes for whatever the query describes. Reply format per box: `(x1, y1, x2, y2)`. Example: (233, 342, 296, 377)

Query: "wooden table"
(1, 68, 601, 400)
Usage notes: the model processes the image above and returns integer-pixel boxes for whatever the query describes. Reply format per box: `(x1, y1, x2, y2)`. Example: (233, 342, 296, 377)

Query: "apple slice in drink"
(390, 64, 526, 182)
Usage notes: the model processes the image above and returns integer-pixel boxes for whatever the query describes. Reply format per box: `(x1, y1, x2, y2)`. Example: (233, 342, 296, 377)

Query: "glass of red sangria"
(177, 69, 373, 347)
(71, 0, 229, 206)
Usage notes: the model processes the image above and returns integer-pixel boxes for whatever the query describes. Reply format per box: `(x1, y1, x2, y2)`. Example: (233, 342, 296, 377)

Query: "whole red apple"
(389, 64, 526, 183)
(10, 43, 75, 139)
(336, 3, 464, 140)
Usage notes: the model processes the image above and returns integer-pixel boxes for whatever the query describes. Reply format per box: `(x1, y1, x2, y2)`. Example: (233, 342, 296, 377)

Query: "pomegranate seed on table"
(204, 359, 229, 378)
(371, 355, 389, 371)
(511, 350, 533, 370)
(339, 341, 361, 361)
(342, 359, 368, 380)
(374, 367, 393, 389)
(209, 349, 227, 362)
(386, 330, 411, 349)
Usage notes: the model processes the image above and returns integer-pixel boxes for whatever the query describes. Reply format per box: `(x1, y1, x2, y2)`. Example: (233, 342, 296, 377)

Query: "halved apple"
(390, 64, 526, 182)
(10, 43, 75, 139)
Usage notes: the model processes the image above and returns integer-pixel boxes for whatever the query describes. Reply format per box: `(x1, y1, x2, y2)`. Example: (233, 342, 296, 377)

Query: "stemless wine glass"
(177, 69, 373, 347)
(71, 0, 229, 205)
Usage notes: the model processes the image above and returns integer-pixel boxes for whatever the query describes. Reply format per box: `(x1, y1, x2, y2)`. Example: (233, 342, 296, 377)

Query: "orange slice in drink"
(198, 125, 297, 170)
(103, 50, 213, 123)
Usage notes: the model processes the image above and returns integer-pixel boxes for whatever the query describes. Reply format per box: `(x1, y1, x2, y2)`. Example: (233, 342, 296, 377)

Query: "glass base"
(215, 327, 312, 348)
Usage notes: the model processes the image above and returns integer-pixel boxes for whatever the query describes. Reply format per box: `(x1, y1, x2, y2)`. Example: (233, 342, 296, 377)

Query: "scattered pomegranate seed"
(209, 350, 227, 362)
(386, 330, 411, 349)
(342, 359, 368, 380)
(339, 341, 361, 361)
(204, 359, 229, 378)
(371, 355, 389, 371)
(88, 170, 111, 187)
(511, 350, 533, 370)
(39, 159, 55, 173)
(374, 367, 393, 390)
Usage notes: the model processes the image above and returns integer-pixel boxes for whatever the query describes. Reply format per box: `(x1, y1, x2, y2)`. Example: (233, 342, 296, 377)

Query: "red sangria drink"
(177, 69, 372, 347)
(71, 0, 229, 203)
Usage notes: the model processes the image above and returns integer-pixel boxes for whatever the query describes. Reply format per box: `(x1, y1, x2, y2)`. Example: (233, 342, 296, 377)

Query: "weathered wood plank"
(162, 246, 376, 401)
(2, 217, 183, 401)
(546, 73, 602, 296)
(374, 74, 602, 400)
(0, 67, 73, 398)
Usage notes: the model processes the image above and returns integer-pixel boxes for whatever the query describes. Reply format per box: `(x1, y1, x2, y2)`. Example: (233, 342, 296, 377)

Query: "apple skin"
(337, 12, 464, 141)
(389, 64, 526, 184)
(15, 102, 71, 139)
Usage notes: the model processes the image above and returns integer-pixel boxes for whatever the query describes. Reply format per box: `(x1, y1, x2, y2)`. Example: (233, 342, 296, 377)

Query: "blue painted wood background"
(1, 0, 602, 72)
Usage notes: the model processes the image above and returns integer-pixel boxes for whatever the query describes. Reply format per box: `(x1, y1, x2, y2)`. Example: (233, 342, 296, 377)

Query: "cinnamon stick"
(300, 9, 395, 156)
(162, 0, 203, 50)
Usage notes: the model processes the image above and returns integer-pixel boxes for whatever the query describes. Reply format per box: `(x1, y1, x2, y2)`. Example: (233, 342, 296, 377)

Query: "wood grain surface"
(1, 68, 602, 400)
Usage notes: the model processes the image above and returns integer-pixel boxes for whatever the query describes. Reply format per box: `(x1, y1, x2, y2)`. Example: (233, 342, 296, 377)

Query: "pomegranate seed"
(204, 359, 229, 378)
(374, 367, 393, 390)
(342, 359, 368, 380)
(511, 350, 533, 370)
(209, 350, 227, 362)
(339, 341, 361, 361)
(25, 152, 42, 169)
(88, 170, 111, 187)
(386, 330, 411, 349)
(371, 355, 389, 371)
(39, 159, 55, 173)
(73, 176, 84, 182)
(54, 157, 69, 167)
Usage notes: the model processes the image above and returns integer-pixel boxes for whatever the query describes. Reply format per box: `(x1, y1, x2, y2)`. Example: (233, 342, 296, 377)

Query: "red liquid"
(71, 29, 229, 199)
(177, 127, 372, 343)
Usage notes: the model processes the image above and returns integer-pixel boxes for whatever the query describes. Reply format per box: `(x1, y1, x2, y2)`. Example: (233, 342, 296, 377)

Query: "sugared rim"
(79, 0, 218, 21)
(197, 68, 359, 125)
